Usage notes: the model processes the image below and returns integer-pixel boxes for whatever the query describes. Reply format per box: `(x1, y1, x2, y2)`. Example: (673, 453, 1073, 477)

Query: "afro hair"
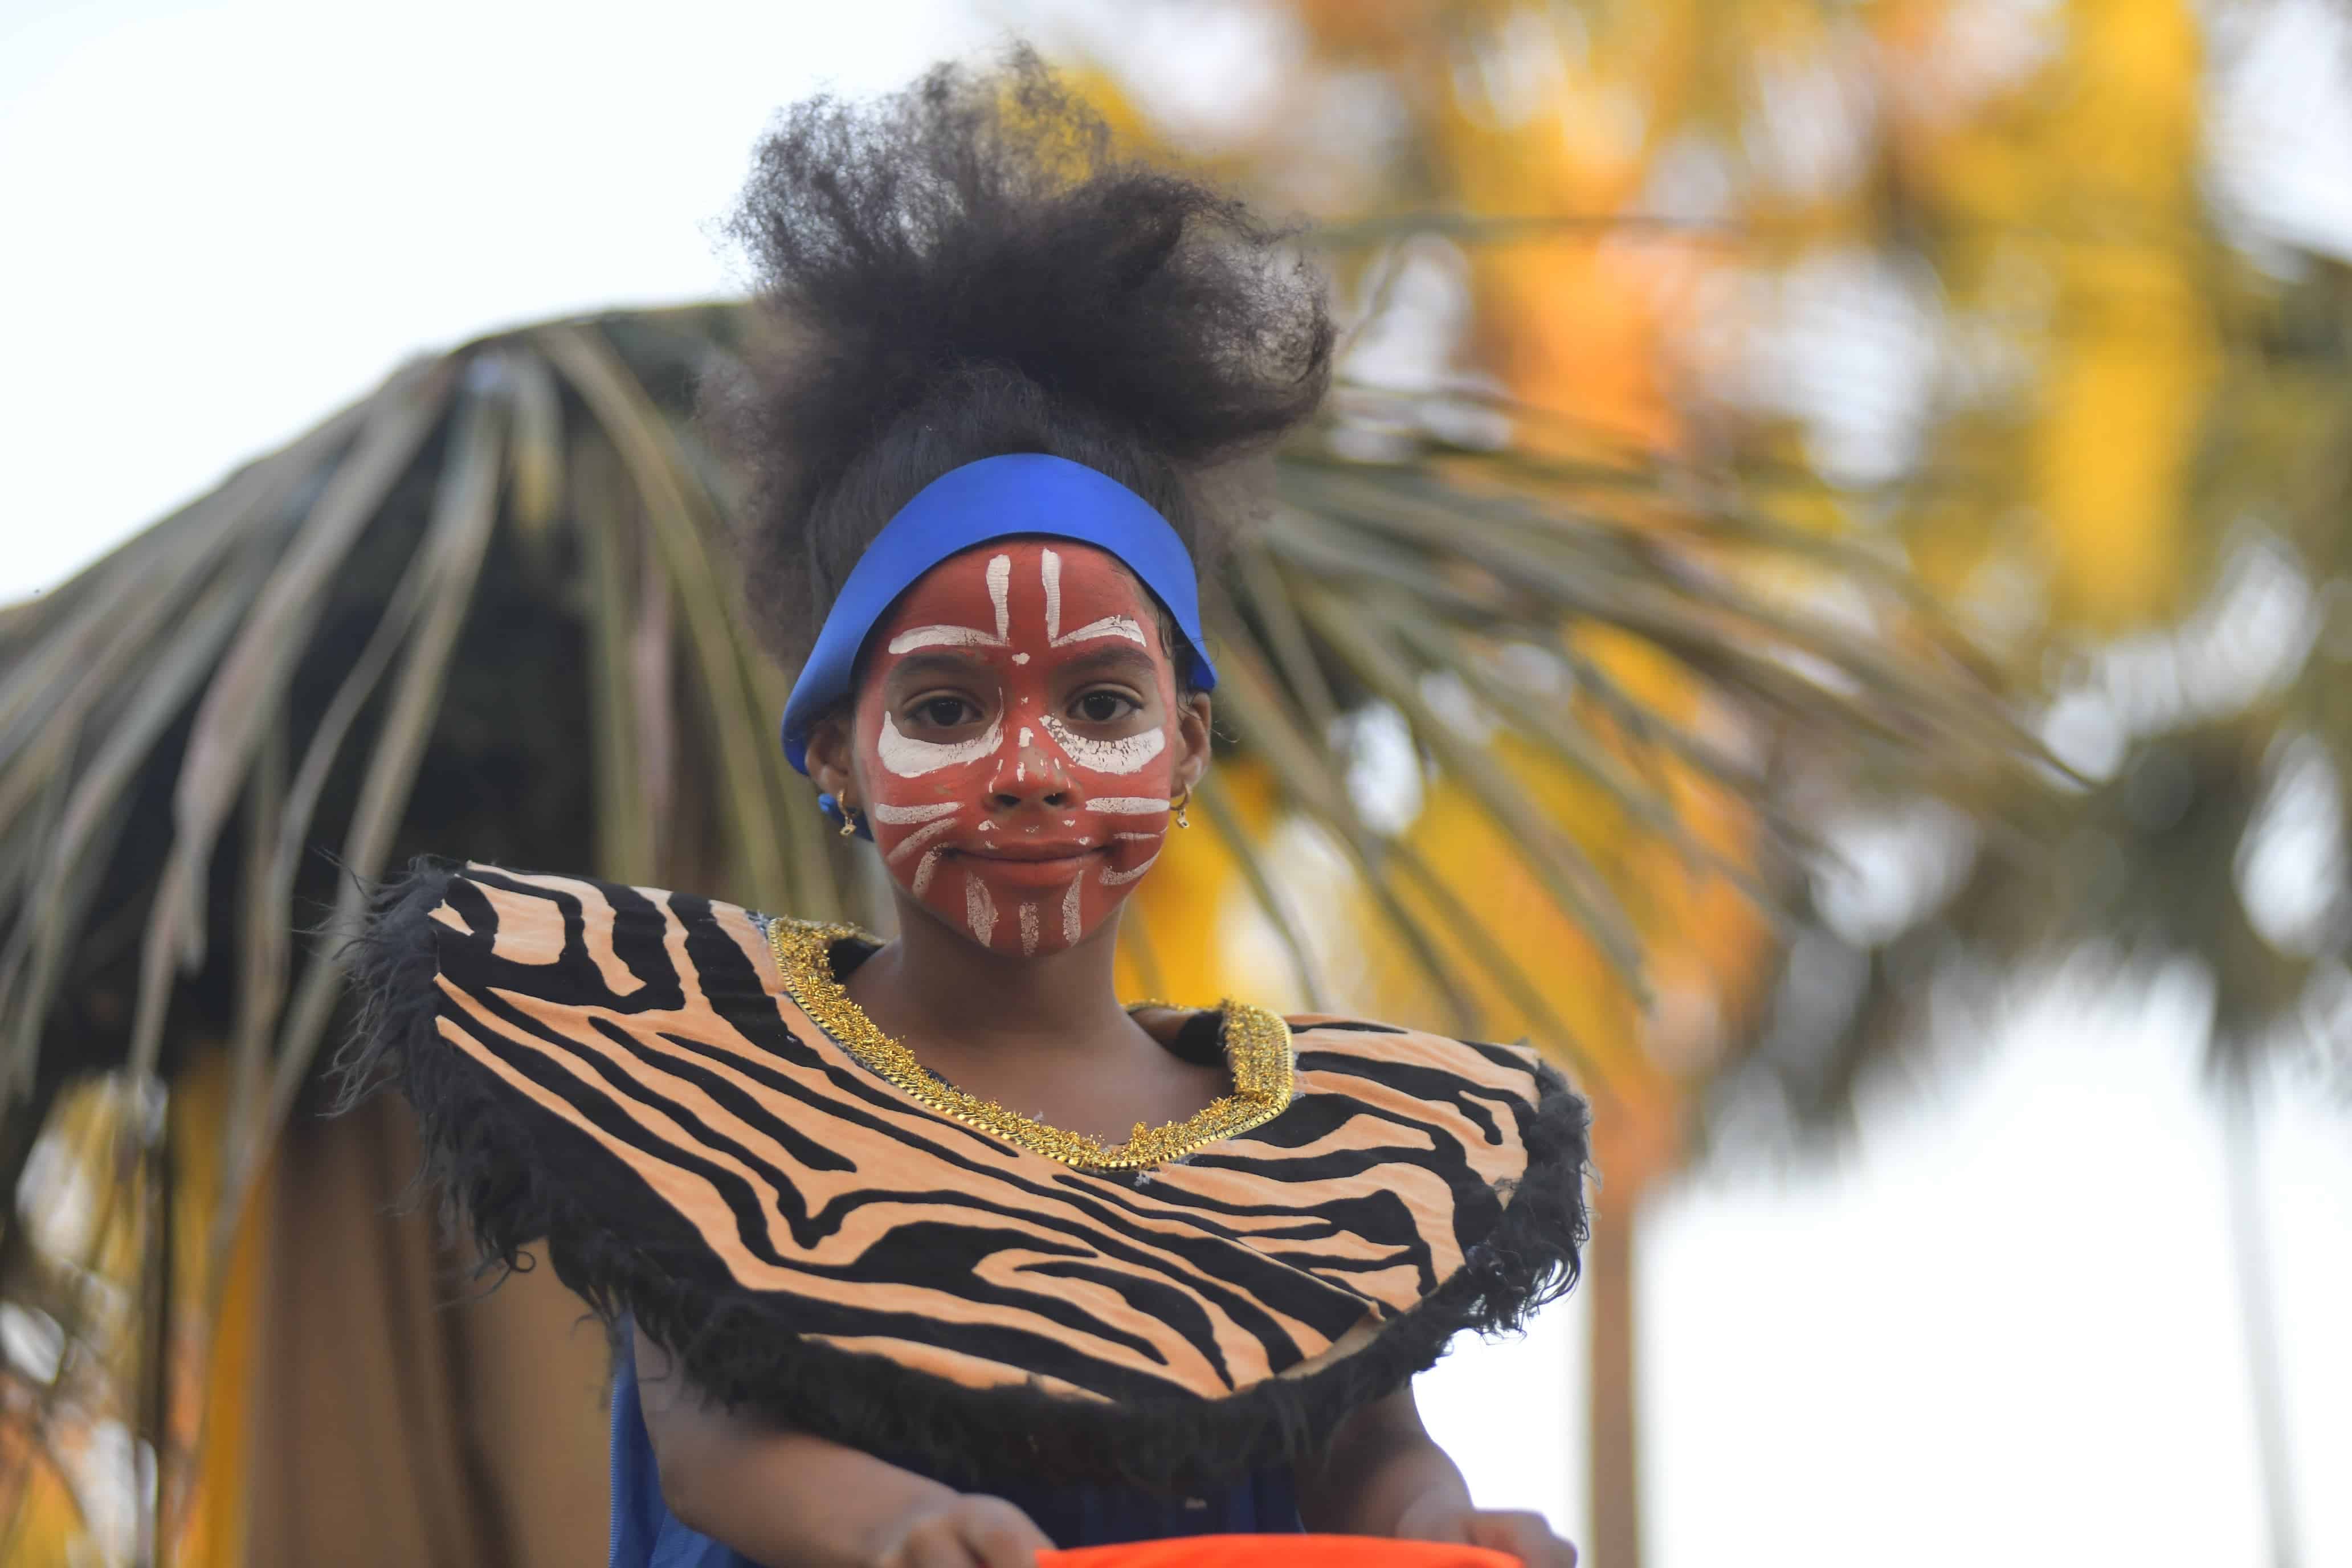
(714, 47, 1334, 673)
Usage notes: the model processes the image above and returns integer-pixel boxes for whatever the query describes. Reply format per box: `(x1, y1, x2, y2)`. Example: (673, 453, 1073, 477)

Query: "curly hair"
(714, 47, 1333, 676)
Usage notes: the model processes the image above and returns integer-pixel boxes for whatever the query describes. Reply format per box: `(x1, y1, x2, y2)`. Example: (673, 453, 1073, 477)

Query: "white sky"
(3, 5, 2347, 1566)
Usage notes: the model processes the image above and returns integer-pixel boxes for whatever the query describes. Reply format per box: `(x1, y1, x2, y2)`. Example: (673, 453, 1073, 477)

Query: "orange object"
(1044, 1535, 1521, 1568)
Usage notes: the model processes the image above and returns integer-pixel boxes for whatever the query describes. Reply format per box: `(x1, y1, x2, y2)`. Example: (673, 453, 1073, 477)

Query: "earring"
(838, 803, 860, 838)
(1174, 788, 1191, 830)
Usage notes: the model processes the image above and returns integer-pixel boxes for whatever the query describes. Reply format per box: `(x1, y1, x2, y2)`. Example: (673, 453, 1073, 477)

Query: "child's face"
(845, 541, 1192, 957)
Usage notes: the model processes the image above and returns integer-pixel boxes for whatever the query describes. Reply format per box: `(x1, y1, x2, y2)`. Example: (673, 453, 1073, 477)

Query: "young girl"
(343, 54, 1589, 1568)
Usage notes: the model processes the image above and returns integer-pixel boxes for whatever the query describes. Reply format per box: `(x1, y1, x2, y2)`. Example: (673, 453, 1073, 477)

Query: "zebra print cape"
(340, 861, 1591, 1490)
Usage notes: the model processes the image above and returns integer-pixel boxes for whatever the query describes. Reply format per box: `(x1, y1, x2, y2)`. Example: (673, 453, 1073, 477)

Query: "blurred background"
(3, 2, 2349, 1566)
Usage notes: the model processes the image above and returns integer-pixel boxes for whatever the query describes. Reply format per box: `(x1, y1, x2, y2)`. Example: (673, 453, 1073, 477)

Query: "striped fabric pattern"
(385, 862, 1582, 1434)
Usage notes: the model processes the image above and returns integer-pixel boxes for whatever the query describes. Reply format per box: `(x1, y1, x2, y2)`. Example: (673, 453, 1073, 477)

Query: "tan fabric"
(417, 866, 1550, 1404)
(240, 1095, 607, 1568)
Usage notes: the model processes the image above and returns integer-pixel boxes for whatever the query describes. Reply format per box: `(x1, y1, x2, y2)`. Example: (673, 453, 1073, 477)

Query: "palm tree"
(0, 275, 2023, 1555)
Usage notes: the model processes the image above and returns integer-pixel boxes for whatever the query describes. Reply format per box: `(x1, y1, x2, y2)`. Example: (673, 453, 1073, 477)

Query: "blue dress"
(609, 1331, 1303, 1566)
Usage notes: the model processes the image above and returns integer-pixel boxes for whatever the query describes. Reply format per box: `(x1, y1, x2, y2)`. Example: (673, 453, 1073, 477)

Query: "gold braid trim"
(764, 917, 1295, 1170)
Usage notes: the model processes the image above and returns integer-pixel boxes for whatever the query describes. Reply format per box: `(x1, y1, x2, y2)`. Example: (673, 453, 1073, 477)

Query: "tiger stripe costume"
(342, 863, 1590, 1489)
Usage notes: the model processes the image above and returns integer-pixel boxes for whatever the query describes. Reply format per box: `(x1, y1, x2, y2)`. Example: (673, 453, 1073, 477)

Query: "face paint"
(849, 541, 1182, 958)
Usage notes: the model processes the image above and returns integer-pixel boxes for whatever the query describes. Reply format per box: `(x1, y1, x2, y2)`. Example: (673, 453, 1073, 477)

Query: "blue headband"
(779, 454, 1218, 778)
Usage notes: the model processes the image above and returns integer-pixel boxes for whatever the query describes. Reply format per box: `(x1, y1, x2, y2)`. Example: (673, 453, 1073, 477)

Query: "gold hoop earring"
(839, 805, 860, 838)
(1173, 788, 1191, 830)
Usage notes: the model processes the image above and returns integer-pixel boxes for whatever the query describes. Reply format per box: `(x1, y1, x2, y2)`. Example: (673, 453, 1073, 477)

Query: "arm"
(1297, 1383, 1578, 1568)
(632, 1325, 1052, 1568)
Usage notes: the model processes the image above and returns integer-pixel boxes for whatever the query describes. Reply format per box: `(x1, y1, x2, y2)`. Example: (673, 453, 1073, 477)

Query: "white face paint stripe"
(1051, 615, 1149, 648)
(1042, 548, 1062, 643)
(1112, 831, 1160, 842)
(1090, 797, 1171, 815)
(1018, 727, 1034, 748)
(885, 624, 1005, 654)
(1019, 902, 1040, 956)
(885, 816, 959, 863)
(986, 554, 1012, 642)
(909, 848, 944, 897)
(870, 801, 962, 825)
(1100, 851, 1162, 887)
(1060, 876, 1083, 944)
(1038, 714, 1165, 777)
(877, 712, 1003, 778)
(965, 874, 997, 945)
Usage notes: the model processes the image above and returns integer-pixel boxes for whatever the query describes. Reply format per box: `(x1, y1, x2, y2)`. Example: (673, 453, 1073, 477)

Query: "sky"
(3, 4, 2348, 1565)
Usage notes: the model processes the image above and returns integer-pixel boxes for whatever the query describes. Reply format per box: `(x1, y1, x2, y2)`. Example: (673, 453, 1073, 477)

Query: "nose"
(988, 725, 1074, 811)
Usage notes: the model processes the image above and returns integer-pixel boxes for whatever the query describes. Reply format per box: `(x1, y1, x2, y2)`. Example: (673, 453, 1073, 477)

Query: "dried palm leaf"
(0, 302, 2032, 1268)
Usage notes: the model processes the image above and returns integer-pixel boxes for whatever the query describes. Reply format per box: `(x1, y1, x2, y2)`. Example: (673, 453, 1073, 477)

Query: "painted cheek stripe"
(1100, 852, 1161, 887)
(885, 817, 959, 863)
(877, 712, 1003, 777)
(1089, 797, 1171, 815)
(1038, 716, 1164, 777)
(870, 801, 963, 826)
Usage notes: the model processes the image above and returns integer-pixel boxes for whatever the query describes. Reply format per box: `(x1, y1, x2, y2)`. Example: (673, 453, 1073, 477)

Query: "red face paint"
(850, 541, 1181, 957)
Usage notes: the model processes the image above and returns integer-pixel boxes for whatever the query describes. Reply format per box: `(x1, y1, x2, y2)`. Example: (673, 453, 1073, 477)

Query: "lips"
(959, 840, 1100, 862)
(951, 842, 1107, 888)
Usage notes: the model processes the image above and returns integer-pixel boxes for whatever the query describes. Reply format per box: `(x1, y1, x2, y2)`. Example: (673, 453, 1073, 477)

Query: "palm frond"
(0, 301, 2034, 1259)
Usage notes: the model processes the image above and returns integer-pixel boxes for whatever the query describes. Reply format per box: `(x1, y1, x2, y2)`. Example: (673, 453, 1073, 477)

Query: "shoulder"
(361, 858, 762, 940)
(1284, 1011, 1549, 1073)
(1250, 1011, 1591, 1253)
(348, 859, 775, 1007)
(333, 857, 790, 1186)
(1280, 1011, 1577, 1120)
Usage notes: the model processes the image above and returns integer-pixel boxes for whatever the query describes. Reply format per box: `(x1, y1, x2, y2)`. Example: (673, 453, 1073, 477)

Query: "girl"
(343, 52, 1589, 1568)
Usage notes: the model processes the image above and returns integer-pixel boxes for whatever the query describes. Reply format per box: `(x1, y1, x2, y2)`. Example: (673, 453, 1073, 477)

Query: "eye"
(1072, 689, 1140, 725)
(912, 695, 981, 728)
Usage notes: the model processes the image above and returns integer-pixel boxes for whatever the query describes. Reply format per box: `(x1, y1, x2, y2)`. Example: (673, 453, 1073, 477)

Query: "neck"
(850, 891, 1135, 1053)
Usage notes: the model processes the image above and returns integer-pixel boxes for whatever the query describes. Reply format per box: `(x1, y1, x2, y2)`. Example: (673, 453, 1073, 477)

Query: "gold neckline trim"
(763, 917, 1295, 1170)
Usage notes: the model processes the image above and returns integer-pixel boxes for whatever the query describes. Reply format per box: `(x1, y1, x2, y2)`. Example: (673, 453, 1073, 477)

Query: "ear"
(802, 712, 858, 805)
(1170, 692, 1214, 796)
